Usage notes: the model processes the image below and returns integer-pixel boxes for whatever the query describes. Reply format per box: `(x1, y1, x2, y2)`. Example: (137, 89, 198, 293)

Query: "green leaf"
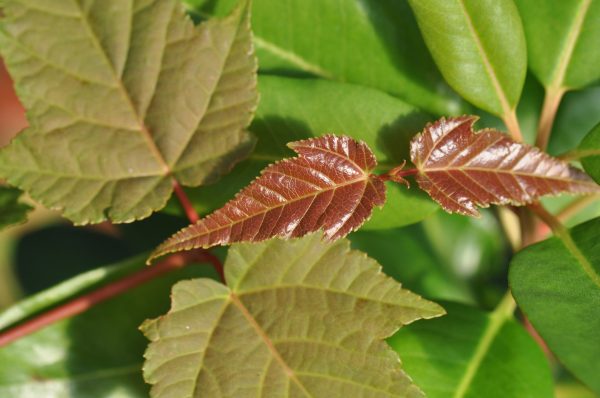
(142, 233, 444, 397)
(514, 0, 600, 90)
(0, 186, 30, 230)
(510, 217, 600, 394)
(185, 0, 463, 115)
(389, 301, 554, 398)
(165, 75, 440, 229)
(0, 257, 220, 397)
(578, 122, 600, 184)
(0, 0, 257, 224)
(408, 0, 527, 117)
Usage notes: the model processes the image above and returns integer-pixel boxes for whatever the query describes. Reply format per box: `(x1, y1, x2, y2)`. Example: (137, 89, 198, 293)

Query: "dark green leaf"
(408, 0, 526, 117)
(0, 186, 30, 231)
(389, 301, 554, 398)
(510, 217, 600, 394)
(185, 0, 463, 115)
(579, 122, 600, 184)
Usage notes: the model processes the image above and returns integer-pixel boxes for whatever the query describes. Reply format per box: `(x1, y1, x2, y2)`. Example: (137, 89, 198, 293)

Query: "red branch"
(379, 162, 418, 186)
(172, 179, 199, 223)
(0, 250, 218, 347)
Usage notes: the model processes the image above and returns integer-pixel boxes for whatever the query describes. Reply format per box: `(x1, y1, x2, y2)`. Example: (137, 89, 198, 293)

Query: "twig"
(502, 109, 524, 142)
(535, 88, 566, 151)
(172, 179, 199, 223)
(0, 250, 214, 347)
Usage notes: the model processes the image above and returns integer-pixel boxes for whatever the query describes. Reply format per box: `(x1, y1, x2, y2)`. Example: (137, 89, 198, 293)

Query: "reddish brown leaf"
(411, 115, 600, 216)
(149, 135, 386, 261)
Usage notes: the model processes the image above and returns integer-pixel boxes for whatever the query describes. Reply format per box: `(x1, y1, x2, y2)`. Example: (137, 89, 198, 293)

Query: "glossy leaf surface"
(515, 0, 600, 90)
(0, 186, 30, 230)
(151, 135, 386, 261)
(185, 0, 462, 115)
(0, 257, 219, 398)
(163, 76, 438, 230)
(579, 122, 600, 184)
(408, 0, 526, 116)
(142, 234, 444, 397)
(410, 116, 600, 216)
(510, 217, 600, 394)
(0, 0, 257, 224)
(390, 302, 554, 398)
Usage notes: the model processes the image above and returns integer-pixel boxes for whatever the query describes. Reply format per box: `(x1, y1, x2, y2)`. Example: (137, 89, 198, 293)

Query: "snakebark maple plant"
(1, 0, 600, 397)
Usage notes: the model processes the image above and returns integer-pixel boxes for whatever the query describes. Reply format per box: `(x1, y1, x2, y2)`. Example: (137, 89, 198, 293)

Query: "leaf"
(0, 0, 257, 224)
(579, 122, 600, 184)
(408, 0, 526, 117)
(0, 256, 220, 398)
(514, 0, 600, 90)
(162, 75, 439, 230)
(142, 233, 444, 397)
(510, 217, 600, 394)
(389, 301, 554, 398)
(410, 116, 600, 216)
(150, 135, 386, 261)
(0, 186, 30, 230)
(185, 0, 463, 115)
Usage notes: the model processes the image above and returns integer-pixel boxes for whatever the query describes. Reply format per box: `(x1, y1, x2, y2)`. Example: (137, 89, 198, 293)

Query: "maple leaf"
(149, 135, 386, 262)
(410, 116, 600, 216)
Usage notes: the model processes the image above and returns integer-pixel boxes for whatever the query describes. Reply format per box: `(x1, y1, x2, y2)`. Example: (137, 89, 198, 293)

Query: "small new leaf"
(0, 0, 257, 224)
(411, 116, 600, 216)
(150, 135, 386, 262)
(142, 233, 444, 397)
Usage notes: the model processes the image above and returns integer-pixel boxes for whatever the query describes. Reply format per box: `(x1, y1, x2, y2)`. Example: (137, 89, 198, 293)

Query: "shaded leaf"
(0, 255, 220, 398)
(410, 116, 600, 216)
(515, 0, 600, 90)
(150, 135, 386, 261)
(510, 217, 600, 394)
(185, 0, 463, 115)
(579, 122, 600, 184)
(408, 0, 526, 116)
(142, 233, 444, 397)
(389, 301, 554, 398)
(162, 75, 439, 230)
(0, 0, 257, 224)
(0, 186, 30, 230)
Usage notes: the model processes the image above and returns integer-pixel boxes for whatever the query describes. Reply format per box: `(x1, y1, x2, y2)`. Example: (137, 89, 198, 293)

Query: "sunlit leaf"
(410, 116, 600, 216)
(142, 234, 444, 397)
(515, 0, 600, 90)
(150, 135, 386, 261)
(390, 302, 554, 398)
(0, 0, 257, 224)
(0, 186, 30, 230)
(408, 0, 526, 117)
(510, 217, 600, 394)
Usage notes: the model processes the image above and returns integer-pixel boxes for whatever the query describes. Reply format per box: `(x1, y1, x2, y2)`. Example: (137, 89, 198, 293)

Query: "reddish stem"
(0, 250, 214, 347)
(172, 179, 199, 223)
(379, 163, 418, 187)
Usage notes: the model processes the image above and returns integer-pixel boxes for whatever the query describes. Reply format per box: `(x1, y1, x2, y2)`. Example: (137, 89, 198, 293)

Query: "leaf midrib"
(547, 0, 592, 90)
(72, 0, 170, 175)
(554, 225, 600, 289)
(456, 0, 512, 115)
(230, 293, 314, 397)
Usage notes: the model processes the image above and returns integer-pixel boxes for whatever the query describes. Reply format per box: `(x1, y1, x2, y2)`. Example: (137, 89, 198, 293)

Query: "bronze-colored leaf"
(411, 116, 600, 216)
(149, 135, 386, 261)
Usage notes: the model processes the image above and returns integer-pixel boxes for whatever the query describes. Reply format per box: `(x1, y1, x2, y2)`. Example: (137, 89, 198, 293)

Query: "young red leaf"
(411, 116, 600, 216)
(149, 135, 385, 262)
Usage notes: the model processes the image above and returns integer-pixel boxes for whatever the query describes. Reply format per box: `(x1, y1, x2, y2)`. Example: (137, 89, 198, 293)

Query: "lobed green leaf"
(0, 0, 257, 224)
(142, 233, 444, 397)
